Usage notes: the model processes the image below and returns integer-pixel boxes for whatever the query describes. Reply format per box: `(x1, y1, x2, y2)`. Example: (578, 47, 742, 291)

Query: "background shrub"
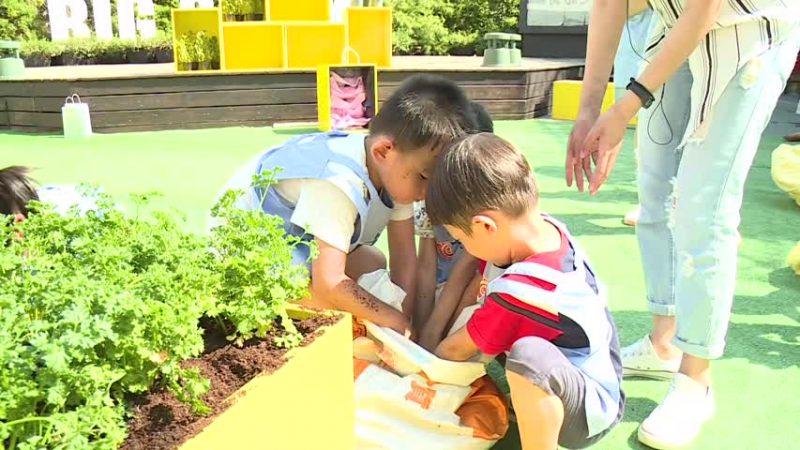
(7, 0, 520, 58)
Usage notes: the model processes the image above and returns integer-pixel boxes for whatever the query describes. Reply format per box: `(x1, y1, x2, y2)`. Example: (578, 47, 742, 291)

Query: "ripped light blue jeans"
(636, 33, 800, 359)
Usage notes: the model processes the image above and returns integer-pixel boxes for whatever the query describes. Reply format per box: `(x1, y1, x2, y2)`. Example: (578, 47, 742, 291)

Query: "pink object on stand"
(330, 71, 371, 129)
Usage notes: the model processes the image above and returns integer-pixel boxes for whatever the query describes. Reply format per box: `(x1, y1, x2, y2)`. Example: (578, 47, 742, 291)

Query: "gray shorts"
(506, 337, 623, 449)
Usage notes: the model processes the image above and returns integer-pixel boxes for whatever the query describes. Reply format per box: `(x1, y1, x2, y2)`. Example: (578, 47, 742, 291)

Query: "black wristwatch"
(626, 78, 655, 109)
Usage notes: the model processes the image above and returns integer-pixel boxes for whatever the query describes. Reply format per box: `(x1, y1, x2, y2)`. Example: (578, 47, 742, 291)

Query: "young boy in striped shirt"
(428, 133, 624, 450)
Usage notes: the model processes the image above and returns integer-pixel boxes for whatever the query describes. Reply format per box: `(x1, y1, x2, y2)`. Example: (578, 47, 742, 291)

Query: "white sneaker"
(638, 373, 715, 449)
(623, 207, 640, 226)
(622, 335, 681, 380)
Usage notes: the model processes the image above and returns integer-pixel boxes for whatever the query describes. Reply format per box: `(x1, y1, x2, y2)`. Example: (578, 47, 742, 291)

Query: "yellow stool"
(552, 80, 637, 125)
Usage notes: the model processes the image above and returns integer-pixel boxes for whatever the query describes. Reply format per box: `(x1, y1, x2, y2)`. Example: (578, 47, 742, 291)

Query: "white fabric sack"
(364, 321, 485, 386)
(355, 363, 493, 450)
(357, 269, 406, 312)
(61, 94, 93, 139)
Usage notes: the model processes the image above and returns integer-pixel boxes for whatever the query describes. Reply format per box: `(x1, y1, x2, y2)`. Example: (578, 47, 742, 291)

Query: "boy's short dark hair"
(426, 133, 538, 234)
(369, 75, 477, 153)
(468, 101, 494, 133)
(0, 166, 38, 217)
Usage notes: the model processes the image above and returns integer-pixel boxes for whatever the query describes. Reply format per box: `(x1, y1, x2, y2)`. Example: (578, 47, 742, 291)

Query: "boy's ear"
(472, 213, 498, 234)
(369, 135, 395, 163)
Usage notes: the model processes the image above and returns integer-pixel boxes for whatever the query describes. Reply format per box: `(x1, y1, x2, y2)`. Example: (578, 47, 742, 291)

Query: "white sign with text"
(47, 0, 158, 40)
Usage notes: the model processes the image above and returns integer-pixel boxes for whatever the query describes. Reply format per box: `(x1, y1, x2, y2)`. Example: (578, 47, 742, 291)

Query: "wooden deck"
(0, 56, 584, 133)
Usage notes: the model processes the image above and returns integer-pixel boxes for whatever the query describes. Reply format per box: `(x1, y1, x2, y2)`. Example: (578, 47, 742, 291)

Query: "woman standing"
(567, 1, 799, 449)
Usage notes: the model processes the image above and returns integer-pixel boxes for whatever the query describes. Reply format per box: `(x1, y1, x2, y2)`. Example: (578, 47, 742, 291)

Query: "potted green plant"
(47, 40, 65, 66)
(56, 39, 78, 66)
(222, 0, 246, 21)
(65, 38, 100, 65)
(128, 38, 155, 64)
(207, 35, 220, 70)
(153, 32, 174, 63)
(97, 38, 129, 64)
(20, 40, 56, 67)
(193, 31, 209, 70)
(175, 33, 193, 71)
(245, 0, 265, 21)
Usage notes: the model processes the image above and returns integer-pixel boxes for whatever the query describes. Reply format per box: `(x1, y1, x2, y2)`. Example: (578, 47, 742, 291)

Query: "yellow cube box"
(317, 64, 379, 132)
(223, 22, 285, 70)
(171, 9, 224, 72)
(286, 23, 346, 69)
(552, 80, 637, 125)
(346, 7, 392, 67)
(270, 0, 330, 22)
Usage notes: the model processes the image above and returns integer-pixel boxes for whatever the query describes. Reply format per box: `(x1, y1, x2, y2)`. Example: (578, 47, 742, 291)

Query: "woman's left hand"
(581, 103, 634, 195)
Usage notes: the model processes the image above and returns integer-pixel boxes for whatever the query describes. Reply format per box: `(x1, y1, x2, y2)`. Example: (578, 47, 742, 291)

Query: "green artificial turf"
(1, 120, 798, 449)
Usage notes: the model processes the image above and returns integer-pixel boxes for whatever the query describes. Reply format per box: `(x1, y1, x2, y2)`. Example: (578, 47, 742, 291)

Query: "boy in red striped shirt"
(427, 133, 624, 450)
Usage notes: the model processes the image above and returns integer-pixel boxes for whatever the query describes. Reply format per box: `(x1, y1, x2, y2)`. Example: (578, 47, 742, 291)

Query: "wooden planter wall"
(0, 66, 583, 133)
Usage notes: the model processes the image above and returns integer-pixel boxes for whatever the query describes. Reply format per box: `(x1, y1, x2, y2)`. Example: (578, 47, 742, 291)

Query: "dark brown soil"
(121, 314, 340, 450)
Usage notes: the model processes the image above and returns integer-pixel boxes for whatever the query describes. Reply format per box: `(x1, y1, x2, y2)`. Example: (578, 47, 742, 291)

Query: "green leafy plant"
(209, 171, 311, 347)
(222, 0, 247, 19)
(0, 175, 312, 449)
(444, 0, 520, 52)
(0, 0, 48, 41)
(386, 0, 452, 55)
(245, 0, 265, 17)
(175, 30, 219, 69)
(386, 0, 520, 55)
(153, 0, 179, 35)
(96, 38, 130, 64)
(20, 40, 60, 66)
(0, 192, 218, 448)
(206, 35, 220, 68)
(57, 38, 103, 65)
(153, 33, 173, 54)
(175, 34, 191, 67)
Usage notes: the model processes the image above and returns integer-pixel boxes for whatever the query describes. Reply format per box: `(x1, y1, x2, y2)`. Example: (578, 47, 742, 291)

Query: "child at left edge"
(427, 133, 624, 450)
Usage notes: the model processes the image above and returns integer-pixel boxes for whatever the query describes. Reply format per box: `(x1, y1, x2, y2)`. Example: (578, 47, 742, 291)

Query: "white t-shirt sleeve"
(290, 180, 357, 253)
(391, 202, 413, 221)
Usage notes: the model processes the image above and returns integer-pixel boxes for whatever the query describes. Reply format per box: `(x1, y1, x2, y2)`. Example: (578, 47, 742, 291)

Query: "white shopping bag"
(62, 94, 93, 139)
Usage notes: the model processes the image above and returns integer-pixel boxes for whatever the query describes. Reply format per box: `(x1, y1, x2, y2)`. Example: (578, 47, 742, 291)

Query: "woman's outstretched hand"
(566, 114, 598, 193)
(581, 105, 629, 195)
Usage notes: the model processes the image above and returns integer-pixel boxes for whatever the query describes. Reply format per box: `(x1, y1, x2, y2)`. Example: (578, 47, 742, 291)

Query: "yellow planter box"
(270, 0, 330, 22)
(346, 7, 392, 67)
(286, 23, 346, 69)
(223, 22, 286, 70)
(317, 64, 379, 132)
(172, 9, 224, 73)
(179, 309, 354, 450)
(552, 80, 637, 126)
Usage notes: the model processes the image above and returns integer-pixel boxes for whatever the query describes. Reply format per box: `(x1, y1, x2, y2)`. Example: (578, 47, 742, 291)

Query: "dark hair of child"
(0, 166, 39, 217)
(469, 101, 494, 133)
(426, 133, 538, 234)
(369, 74, 478, 153)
